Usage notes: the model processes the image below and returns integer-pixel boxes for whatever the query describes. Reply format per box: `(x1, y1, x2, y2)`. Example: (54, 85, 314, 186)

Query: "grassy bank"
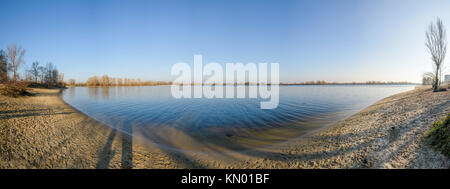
(425, 114, 450, 157)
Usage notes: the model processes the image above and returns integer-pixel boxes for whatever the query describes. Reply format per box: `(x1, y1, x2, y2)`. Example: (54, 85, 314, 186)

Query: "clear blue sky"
(1, 0, 449, 83)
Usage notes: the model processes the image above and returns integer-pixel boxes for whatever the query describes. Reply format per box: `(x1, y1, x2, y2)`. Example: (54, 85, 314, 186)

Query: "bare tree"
(111, 77, 117, 86)
(425, 18, 447, 92)
(57, 71, 63, 86)
(6, 44, 26, 82)
(67, 79, 76, 86)
(422, 72, 434, 85)
(41, 62, 60, 87)
(29, 61, 40, 83)
(86, 76, 99, 86)
(100, 74, 110, 86)
(52, 68, 59, 85)
(38, 66, 46, 83)
(44, 62, 54, 86)
(0, 50, 7, 83)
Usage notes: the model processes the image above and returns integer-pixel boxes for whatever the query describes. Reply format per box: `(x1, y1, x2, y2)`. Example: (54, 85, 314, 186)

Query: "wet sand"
(0, 86, 449, 168)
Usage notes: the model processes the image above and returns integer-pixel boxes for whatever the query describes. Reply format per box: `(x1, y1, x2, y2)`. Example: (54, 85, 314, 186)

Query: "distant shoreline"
(68, 82, 420, 87)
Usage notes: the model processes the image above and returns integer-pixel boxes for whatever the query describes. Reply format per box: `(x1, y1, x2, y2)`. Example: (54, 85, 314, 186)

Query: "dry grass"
(0, 82, 31, 97)
(425, 114, 450, 157)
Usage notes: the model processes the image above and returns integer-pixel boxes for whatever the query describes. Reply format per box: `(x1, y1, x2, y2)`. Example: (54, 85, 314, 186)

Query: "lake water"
(62, 85, 415, 151)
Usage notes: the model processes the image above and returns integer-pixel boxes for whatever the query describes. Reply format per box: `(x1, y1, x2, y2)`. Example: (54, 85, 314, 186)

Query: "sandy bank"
(0, 87, 449, 168)
(0, 88, 185, 168)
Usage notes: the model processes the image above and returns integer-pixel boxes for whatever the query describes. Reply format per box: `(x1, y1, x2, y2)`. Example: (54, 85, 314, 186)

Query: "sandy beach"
(0, 86, 449, 168)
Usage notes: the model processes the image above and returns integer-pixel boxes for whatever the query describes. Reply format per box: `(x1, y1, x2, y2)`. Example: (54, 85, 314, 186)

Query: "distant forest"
(67, 76, 416, 87)
(68, 75, 172, 86)
(0, 45, 417, 89)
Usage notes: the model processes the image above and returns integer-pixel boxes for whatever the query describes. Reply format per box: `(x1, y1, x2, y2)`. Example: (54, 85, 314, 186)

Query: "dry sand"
(0, 86, 449, 168)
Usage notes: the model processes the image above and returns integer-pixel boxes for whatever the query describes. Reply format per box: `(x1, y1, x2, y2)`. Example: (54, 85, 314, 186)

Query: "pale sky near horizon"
(1, 0, 450, 83)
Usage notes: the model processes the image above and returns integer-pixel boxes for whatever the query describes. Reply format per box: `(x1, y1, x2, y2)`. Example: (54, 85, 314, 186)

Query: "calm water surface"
(62, 85, 414, 151)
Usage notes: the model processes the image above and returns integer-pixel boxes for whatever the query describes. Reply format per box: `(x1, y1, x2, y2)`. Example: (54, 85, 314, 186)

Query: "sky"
(1, 0, 450, 83)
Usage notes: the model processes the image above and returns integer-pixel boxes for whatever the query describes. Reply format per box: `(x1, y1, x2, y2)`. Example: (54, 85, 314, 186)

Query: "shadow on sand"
(95, 122, 133, 169)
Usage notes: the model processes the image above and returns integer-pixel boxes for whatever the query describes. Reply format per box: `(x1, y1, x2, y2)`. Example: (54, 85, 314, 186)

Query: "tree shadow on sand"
(96, 122, 133, 169)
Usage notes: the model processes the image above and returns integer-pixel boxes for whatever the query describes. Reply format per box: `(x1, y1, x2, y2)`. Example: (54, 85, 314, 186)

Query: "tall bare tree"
(425, 18, 447, 92)
(38, 66, 46, 83)
(29, 61, 40, 83)
(0, 50, 7, 83)
(6, 44, 26, 82)
(41, 62, 59, 87)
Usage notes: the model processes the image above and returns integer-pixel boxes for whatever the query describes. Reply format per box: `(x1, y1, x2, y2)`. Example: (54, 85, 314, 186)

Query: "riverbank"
(0, 88, 184, 168)
(0, 86, 448, 168)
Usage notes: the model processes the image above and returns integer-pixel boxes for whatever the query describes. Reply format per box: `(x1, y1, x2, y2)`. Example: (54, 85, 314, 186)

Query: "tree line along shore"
(71, 75, 417, 87)
(0, 43, 435, 91)
(0, 18, 448, 91)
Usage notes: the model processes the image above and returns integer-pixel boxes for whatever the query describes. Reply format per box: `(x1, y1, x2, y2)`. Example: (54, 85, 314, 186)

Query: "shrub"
(425, 114, 450, 157)
(436, 88, 447, 92)
(0, 81, 31, 97)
